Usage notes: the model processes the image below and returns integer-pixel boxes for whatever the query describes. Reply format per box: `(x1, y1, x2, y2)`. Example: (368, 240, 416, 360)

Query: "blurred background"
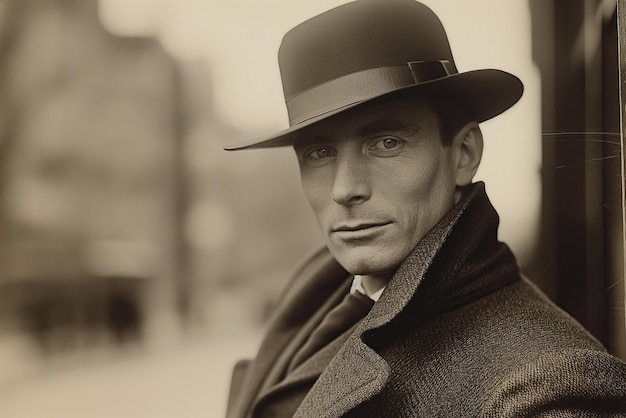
(0, 0, 622, 417)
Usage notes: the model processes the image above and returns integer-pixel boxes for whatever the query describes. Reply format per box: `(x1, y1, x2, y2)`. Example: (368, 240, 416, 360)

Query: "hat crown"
(278, 0, 454, 100)
(224, 0, 522, 151)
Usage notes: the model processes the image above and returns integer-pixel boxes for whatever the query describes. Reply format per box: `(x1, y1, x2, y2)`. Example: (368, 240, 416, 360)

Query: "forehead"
(293, 97, 439, 146)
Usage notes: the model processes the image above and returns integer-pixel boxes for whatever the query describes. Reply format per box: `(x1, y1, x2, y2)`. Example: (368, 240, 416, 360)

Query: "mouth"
(332, 222, 390, 232)
(331, 221, 392, 240)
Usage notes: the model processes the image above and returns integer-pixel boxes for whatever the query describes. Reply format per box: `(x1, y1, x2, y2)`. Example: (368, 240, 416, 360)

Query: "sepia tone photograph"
(0, 0, 624, 417)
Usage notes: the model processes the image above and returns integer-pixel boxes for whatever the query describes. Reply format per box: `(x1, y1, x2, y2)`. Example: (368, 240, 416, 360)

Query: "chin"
(331, 245, 403, 277)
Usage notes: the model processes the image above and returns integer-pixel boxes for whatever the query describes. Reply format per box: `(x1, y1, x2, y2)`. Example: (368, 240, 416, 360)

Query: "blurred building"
(0, 0, 183, 349)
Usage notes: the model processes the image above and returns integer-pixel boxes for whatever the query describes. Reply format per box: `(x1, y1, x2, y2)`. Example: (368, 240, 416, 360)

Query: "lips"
(330, 221, 392, 242)
(332, 221, 391, 232)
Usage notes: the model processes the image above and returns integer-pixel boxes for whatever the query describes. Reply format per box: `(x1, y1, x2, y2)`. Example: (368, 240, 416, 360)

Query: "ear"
(452, 121, 483, 187)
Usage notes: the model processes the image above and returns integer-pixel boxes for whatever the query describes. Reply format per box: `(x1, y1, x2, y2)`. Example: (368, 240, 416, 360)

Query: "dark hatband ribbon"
(286, 60, 457, 126)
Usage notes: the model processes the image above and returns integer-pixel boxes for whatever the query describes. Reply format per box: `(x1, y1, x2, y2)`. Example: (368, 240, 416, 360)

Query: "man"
(224, 0, 626, 416)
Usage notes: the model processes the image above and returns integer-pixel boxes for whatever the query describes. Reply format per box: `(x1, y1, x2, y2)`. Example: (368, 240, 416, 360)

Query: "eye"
(309, 147, 334, 159)
(302, 146, 336, 166)
(369, 137, 404, 154)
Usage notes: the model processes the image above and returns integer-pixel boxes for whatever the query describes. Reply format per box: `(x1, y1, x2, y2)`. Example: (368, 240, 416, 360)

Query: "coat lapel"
(294, 332, 389, 418)
(254, 321, 360, 411)
(228, 247, 351, 418)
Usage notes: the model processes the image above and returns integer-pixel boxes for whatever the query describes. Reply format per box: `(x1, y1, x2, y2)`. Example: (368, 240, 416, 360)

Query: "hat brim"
(224, 69, 523, 151)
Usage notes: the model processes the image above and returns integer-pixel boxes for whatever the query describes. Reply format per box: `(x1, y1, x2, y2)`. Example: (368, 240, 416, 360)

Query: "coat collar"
(295, 182, 520, 417)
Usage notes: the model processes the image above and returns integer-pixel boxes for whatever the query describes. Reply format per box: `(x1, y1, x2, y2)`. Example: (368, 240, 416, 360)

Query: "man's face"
(294, 98, 461, 278)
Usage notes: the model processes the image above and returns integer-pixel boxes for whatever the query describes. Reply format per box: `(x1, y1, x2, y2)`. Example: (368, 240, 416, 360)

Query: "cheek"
(385, 156, 453, 227)
(416, 160, 457, 222)
(300, 170, 331, 219)
(383, 158, 438, 198)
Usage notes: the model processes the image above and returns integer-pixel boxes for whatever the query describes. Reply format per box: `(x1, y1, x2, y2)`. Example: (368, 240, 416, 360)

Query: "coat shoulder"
(360, 278, 626, 417)
(480, 347, 626, 416)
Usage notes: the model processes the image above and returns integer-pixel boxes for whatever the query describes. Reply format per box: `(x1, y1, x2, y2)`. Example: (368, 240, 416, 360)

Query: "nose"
(331, 154, 371, 206)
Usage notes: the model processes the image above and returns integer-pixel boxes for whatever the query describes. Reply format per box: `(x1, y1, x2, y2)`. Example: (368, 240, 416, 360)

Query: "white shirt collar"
(350, 275, 385, 302)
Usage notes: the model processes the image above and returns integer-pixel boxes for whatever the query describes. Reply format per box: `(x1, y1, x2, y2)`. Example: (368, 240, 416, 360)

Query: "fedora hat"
(225, 0, 523, 151)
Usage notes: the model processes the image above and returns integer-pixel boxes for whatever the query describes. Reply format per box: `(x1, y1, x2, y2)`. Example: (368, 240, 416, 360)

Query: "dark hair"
(426, 96, 476, 147)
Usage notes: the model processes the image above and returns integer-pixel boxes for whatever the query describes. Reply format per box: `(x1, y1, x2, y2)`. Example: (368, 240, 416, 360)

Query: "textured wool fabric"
(226, 183, 626, 418)
(289, 291, 374, 373)
(228, 254, 354, 418)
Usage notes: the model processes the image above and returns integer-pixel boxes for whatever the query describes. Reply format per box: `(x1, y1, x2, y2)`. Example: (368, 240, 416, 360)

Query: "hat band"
(286, 60, 456, 126)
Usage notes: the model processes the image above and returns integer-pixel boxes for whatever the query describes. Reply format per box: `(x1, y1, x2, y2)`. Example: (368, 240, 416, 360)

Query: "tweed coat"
(226, 183, 626, 417)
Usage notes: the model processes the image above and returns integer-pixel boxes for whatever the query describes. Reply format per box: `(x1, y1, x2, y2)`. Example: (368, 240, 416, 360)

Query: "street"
(0, 330, 260, 418)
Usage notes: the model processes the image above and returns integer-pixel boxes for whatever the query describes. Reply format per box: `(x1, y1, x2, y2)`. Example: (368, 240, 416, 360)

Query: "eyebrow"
(356, 118, 423, 137)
